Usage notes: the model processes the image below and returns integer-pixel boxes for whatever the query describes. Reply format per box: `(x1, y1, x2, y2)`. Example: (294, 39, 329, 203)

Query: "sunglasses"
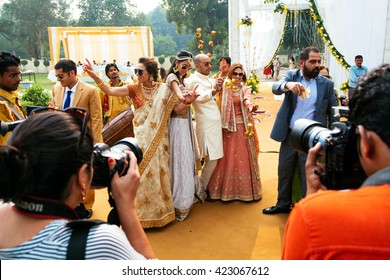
(134, 69, 144, 76)
(55, 72, 70, 79)
(181, 65, 191, 70)
(232, 72, 244, 77)
(30, 107, 88, 151)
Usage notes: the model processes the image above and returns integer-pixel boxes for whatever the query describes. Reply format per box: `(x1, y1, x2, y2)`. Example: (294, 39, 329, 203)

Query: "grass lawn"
(23, 73, 97, 91)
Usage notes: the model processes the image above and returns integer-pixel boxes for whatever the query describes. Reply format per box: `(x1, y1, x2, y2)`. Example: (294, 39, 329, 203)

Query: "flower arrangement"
(238, 16, 253, 27)
(274, 2, 288, 14)
(340, 79, 350, 92)
(246, 71, 260, 94)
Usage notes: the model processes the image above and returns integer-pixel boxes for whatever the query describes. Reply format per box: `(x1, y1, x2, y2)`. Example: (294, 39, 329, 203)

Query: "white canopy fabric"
(236, 0, 389, 90)
(316, 0, 389, 90)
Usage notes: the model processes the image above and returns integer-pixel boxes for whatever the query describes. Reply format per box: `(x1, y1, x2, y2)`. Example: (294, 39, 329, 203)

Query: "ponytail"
(0, 145, 33, 201)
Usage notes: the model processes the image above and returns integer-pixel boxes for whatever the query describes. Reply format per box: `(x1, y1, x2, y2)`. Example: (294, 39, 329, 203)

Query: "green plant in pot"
(20, 85, 51, 115)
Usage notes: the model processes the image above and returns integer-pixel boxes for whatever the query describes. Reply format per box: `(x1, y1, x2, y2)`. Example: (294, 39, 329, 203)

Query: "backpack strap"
(66, 219, 105, 260)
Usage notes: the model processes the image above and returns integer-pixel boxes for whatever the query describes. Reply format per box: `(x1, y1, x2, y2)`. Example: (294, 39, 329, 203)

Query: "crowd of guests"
(1, 48, 389, 260)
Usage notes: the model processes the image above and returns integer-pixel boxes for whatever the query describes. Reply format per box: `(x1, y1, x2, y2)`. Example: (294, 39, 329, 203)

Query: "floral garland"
(273, 1, 350, 71)
(195, 27, 216, 57)
(238, 16, 254, 27)
(246, 71, 260, 95)
(308, 0, 350, 70)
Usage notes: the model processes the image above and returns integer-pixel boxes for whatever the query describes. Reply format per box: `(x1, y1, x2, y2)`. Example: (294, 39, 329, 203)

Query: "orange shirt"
(282, 183, 390, 259)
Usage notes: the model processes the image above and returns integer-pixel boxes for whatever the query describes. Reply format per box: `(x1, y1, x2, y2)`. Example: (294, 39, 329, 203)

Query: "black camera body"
(291, 118, 367, 190)
(92, 137, 143, 188)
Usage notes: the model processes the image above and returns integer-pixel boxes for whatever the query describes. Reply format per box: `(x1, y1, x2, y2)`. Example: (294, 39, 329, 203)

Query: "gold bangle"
(97, 80, 105, 88)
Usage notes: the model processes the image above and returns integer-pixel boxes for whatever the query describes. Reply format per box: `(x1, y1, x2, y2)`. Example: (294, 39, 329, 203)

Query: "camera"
(92, 137, 143, 188)
(290, 118, 366, 190)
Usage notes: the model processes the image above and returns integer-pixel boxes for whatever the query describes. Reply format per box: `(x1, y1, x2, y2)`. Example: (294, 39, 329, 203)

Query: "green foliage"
(154, 35, 177, 57)
(77, 0, 146, 26)
(43, 59, 50, 67)
(2, 0, 71, 59)
(169, 56, 175, 63)
(148, 6, 192, 56)
(20, 84, 51, 109)
(21, 60, 28, 66)
(33, 60, 40, 67)
(162, 0, 228, 56)
(158, 56, 165, 65)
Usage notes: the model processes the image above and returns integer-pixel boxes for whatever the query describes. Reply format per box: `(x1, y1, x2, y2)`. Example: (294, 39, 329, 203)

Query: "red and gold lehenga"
(208, 85, 262, 201)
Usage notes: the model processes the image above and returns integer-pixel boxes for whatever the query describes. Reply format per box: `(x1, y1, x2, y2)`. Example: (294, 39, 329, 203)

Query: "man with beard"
(263, 47, 338, 214)
(100, 63, 131, 124)
(0, 52, 27, 145)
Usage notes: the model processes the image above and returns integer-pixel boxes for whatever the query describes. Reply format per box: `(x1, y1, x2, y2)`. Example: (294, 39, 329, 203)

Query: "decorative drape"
(315, 0, 388, 90)
(240, 4, 287, 73)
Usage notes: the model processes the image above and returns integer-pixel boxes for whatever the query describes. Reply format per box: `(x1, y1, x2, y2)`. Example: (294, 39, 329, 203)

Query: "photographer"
(0, 110, 155, 259)
(282, 64, 390, 259)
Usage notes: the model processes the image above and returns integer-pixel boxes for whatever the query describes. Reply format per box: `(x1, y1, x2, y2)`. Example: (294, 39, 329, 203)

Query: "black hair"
(165, 50, 193, 83)
(138, 57, 159, 82)
(219, 56, 231, 65)
(355, 55, 363, 60)
(0, 112, 93, 202)
(349, 63, 390, 148)
(54, 59, 77, 75)
(105, 63, 119, 78)
(299, 47, 320, 61)
(0, 52, 20, 75)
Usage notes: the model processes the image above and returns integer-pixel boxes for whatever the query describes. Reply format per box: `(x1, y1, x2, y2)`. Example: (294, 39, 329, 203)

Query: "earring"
(81, 183, 86, 202)
(150, 76, 154, 82)
(173, 66, 178, 73)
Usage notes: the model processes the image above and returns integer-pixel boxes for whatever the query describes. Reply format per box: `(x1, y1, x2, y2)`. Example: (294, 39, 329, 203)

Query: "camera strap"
(13, 196, 80, 220)
(13, 196, 106, 260)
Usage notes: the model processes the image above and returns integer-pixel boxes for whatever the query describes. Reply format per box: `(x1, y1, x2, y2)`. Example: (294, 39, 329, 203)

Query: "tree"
(43, 58, 50, 73)
(1, 0, 71, 59)
(77, 0, 147, 26)
(161, 0, 228, 57)
(154, 35, 177, 57)
(34, 60, 40, 73)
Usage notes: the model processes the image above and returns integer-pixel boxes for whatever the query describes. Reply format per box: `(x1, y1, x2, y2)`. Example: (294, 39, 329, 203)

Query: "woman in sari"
(208, 63, 262, 201)
(84, 57, 184, 228)
(164, 51, 205, 221)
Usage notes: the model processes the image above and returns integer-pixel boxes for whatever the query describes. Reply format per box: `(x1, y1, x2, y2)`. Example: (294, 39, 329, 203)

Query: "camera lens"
(291, 119, 331, 153)
(112, 137, 143, 164)
(91, 137, 143, 188)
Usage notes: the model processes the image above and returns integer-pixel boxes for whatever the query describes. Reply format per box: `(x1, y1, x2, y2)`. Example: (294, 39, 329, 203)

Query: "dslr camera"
(290, 107, 366, 190)
(1, 120, 142, 188)
(92, 137, 143, 188)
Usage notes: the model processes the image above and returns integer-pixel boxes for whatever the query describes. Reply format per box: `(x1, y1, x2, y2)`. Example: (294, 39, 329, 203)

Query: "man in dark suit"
(263, 47, 338, 214)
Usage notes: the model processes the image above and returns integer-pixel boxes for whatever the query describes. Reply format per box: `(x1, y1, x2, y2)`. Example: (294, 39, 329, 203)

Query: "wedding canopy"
(230, 0, 389, 90)
(47, 26, 154, 66)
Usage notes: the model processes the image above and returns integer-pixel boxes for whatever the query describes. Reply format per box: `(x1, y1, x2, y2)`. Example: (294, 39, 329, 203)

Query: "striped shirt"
(0, 220, 145, 260)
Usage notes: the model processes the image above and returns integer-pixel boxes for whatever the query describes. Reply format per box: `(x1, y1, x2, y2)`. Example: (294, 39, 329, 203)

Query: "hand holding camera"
(305, 142, 327, 195)
(108, 151, 140, 210)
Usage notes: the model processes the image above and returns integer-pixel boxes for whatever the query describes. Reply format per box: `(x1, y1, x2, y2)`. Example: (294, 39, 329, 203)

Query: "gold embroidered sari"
(128, 83, 177, 228)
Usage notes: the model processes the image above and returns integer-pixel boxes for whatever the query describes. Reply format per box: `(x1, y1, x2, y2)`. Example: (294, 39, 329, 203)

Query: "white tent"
(230, 0, 390, 90)
(48, 26, 154, 66)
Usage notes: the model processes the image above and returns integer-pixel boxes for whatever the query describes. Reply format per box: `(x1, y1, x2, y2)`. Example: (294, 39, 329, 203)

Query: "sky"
(0, 0, 163, 15)
(136, 0, 163, 14)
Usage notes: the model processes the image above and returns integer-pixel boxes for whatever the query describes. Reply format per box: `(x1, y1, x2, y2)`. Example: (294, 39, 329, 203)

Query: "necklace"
(232, 86, 242, 96)
(141, 83, 158, 107)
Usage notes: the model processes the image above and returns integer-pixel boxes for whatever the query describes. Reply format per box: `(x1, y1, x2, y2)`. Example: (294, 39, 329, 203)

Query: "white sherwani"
(185, 71, 223, 161)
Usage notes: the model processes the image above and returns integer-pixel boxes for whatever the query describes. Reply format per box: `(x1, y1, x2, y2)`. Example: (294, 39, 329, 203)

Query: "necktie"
(63, 90, 72, 109)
